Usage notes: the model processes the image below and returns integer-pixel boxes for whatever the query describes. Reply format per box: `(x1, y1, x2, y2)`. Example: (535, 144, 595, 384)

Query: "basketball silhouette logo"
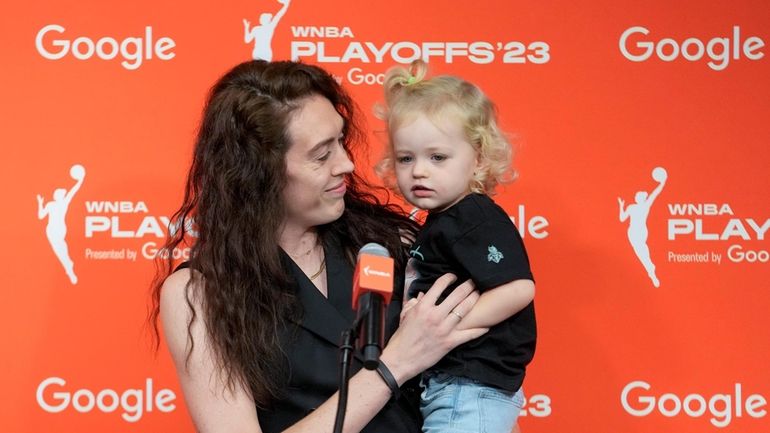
(652, 167, 667, 182)
(70, 164, 86, 180)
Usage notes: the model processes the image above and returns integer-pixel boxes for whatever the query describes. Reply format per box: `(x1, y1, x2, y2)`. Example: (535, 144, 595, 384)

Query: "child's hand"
(400, 292, 424, 323)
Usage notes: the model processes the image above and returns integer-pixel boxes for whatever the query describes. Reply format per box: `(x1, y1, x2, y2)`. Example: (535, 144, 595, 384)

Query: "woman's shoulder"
(159, 266, 200, 326)
(162, 261, 200, 292)
(162, 266, 192, 292)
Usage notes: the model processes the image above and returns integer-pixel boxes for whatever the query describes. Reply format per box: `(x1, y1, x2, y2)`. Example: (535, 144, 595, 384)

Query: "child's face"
(392, 113, 479, 212)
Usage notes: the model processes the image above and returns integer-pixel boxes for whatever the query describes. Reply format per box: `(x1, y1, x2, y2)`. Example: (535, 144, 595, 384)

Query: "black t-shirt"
(406, 193, 536, 392)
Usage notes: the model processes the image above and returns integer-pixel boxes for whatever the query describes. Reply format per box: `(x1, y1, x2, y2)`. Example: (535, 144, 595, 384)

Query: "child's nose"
(412, 159, 428, 177)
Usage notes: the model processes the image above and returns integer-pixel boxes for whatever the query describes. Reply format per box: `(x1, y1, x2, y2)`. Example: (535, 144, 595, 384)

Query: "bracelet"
(375, 361, 400, 400)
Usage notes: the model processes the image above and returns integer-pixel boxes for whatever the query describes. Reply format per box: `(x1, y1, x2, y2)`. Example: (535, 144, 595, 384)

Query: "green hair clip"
(406, 75, 417, 85)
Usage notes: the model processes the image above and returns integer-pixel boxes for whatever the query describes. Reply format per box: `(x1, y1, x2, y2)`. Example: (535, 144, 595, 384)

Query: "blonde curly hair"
(375, 60, 515, 196)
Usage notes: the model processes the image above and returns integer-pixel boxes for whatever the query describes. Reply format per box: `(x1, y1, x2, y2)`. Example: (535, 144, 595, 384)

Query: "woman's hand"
(381, 274, 487, 385)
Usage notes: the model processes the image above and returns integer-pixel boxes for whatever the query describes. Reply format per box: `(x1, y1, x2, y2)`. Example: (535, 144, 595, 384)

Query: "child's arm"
(455, 278, 534, 331)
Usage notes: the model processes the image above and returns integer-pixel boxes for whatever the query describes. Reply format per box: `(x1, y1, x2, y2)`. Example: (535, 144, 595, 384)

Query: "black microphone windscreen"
(358, 242, 390, 258)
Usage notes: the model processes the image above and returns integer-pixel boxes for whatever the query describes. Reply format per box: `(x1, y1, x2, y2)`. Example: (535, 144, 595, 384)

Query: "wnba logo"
(243, 0, 291, 61)
(37, 164, 86, 285)
(617, 167, 667, 287)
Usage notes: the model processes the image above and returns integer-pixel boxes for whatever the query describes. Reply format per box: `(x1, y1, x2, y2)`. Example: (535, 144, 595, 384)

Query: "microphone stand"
(333, 327, 357, 433)
(360, 294, 384, 370)
(333, 299, 380, 433)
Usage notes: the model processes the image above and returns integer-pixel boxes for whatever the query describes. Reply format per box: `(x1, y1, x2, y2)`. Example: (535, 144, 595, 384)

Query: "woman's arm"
(454, 279, 534, 330)
(289, 275, 485, 433)
(160, 269, 262, 433)
(161, 272, 485, 433)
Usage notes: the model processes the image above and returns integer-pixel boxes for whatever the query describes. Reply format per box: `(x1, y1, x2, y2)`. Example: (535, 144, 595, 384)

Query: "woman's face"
(282, 94, 354, 231)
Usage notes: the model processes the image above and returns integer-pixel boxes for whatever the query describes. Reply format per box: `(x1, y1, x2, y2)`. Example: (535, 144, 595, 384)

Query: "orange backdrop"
(2, 1, 768, 432)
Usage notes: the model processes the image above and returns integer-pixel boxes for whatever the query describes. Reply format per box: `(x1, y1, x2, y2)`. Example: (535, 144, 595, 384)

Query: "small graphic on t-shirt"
(409, 245, 424, 260)
(487, 245, 504, 263)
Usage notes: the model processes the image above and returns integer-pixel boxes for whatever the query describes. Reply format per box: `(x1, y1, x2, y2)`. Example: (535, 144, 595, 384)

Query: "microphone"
(351, 243, 394, 369)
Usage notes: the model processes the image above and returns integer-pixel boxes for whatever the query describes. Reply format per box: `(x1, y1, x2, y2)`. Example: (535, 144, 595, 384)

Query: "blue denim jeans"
(420, 372, 525, 433)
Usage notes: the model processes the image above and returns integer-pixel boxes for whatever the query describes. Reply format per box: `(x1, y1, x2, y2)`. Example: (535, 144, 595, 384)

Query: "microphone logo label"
(363, 265, 391, 278)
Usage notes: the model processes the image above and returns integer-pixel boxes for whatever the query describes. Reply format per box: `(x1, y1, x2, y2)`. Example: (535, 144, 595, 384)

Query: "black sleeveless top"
(179, 235, 420, 432)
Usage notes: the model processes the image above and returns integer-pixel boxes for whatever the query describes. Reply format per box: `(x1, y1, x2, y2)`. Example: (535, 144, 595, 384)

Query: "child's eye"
(431, 154, 447, 161)
(397, 155, 413, 164)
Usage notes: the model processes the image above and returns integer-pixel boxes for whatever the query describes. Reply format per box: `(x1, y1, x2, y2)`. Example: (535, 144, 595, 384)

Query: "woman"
(149, 60, 487, 433)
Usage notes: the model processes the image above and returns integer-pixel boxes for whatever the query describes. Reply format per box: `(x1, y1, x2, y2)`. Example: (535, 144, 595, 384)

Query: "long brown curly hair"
(149, 60, 417, 407)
